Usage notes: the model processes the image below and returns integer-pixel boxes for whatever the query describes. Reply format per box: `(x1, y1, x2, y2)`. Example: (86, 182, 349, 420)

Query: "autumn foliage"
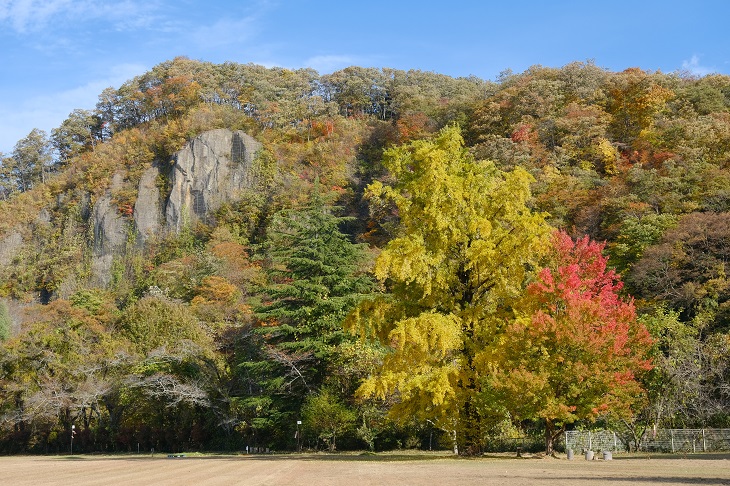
(485, 231, 653, 454)
(1, 57, 729, 455)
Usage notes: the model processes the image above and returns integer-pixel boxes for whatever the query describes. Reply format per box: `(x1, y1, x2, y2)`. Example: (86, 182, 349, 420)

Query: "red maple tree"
(485, 230, 653, 454)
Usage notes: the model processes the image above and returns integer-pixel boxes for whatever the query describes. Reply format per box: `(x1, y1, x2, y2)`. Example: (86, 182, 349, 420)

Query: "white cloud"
(0, 0, 162, 33)
(0, 63, 147, 153)
(681, 55, 716, 77)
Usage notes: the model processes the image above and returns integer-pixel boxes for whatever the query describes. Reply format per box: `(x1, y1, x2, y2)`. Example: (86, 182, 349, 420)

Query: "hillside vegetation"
(0, 57, 728, 454)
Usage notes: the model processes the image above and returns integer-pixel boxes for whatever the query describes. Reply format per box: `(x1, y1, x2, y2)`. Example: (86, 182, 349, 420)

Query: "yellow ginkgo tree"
(347, 125, 551, 454)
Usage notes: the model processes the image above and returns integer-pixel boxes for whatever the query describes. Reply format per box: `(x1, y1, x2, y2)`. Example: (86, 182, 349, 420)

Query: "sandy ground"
(0, 452, 729, 486)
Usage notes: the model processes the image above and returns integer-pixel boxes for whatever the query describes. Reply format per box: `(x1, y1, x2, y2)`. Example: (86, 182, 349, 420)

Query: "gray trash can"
(585, 450, 594, 460)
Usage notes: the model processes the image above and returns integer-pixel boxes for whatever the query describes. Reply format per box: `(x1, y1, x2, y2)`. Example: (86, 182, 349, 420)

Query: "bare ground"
(1, 452, 729, 486)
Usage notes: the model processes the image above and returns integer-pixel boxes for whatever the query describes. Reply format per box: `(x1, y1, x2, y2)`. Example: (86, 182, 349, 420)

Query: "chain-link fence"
(565, 429, 730, 453)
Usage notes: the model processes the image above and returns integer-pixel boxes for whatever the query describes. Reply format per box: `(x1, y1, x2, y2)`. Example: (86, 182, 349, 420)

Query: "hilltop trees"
(0, 129, 53, 195)
(51, 109, 102, 163)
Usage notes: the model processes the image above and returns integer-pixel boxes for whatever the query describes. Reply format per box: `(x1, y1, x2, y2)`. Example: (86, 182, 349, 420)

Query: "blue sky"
(1, 0, 729, 153)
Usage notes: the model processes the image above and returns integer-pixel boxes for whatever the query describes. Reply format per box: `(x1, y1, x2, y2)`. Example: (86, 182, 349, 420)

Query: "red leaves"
(528, 231, 652, 364)
(510, 124, 532, 143)
(493, 230, 653, 427)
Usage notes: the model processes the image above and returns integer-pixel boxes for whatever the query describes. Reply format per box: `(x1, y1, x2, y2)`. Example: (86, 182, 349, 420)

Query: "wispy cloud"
(189, 17, 259, 50)
(681, 55, 716, 77)
(0, 0, 162, 33)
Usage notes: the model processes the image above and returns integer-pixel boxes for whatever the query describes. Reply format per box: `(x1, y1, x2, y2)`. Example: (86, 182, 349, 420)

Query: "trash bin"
(567, 449, 574, 460)
(585, 450, 594, 460)
(603, 450, 612, 460)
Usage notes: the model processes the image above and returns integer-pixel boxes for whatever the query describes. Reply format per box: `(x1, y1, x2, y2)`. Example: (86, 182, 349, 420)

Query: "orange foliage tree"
(484, 230, 653, 454)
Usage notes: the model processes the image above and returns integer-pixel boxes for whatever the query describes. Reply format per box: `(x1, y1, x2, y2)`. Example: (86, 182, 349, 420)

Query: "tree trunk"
(545, 420, 564, 456)
(460, 395, 482, 455)
(545, 420, 554, 456)
(459, 310, 482, 456)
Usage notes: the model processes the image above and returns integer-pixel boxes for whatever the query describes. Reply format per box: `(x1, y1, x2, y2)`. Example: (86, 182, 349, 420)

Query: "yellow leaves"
(357, 357, 459, 409)
(388, 312, 462, 357)
(349, 125, 553, 431)
(192, 275, 240, 305)
(354, 311, 463, 415)
(343, 296, 392, 341)
(373, 234, 426, 284)
(596, 137, 620, 175)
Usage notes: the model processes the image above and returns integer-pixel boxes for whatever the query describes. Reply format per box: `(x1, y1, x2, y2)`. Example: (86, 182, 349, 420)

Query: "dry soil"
(1, 452, 729, 485)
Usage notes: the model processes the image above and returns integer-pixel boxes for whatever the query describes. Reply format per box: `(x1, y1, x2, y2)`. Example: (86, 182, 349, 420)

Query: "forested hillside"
(0, 57, 727, 454)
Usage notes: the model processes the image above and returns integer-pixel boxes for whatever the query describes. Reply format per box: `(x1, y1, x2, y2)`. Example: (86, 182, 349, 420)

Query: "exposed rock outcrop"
(86, 129, 261, 286)
(134, 165, 163, 245)
(165, 129, 262, 232)
(1, 129, 262, 291)
(91, 191, 128, 287)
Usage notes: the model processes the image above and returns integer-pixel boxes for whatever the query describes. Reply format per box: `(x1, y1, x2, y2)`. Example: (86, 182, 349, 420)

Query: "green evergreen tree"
(258, 182, 374, 386)
(235, 183, 374, 448)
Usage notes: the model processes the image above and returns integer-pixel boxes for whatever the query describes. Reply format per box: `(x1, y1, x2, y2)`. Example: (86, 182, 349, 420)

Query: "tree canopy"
(484, 231, 653, 454)
(348, 125, 551, 453)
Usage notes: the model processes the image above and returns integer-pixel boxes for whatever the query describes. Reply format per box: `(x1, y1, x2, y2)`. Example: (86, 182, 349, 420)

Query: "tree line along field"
(0, 58, 728, 455)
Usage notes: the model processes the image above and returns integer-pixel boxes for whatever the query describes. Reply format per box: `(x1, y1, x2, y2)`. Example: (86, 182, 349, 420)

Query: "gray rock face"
(83, 129, 263, 288)
(91, 192, 128, 287)
(165, 129, 262, 232)
(134, 165, 162, 244)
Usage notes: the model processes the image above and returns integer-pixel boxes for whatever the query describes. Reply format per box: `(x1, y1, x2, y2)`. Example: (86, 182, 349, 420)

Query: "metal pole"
(296, 421, 302, 452)
(70, 425, 75, 455)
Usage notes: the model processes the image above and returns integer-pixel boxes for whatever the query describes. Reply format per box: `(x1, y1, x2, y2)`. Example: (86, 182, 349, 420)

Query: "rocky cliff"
(87, 128, 261, 285)
(0, 129, 262, 294)
(165, 129, 261, 232)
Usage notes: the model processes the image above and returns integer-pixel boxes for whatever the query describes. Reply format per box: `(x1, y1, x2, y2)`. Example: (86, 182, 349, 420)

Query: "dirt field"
(1, 452, 729, 485)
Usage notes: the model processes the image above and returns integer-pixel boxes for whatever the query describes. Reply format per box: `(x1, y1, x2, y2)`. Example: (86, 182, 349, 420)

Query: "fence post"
(670, 429, 675, 453)
(588, 430, 592, 451)
(702, 429, 706, 452)
(613, 432, 617, 451)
